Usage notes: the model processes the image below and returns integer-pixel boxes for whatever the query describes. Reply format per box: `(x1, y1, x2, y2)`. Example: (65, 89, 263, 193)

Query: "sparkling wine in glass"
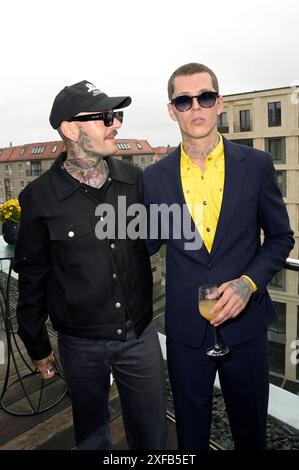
(198, 284, 229, 357)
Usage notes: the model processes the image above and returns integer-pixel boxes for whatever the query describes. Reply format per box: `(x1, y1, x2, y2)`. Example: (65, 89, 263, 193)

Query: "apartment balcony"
(218, 125, 229, 134)
(26, 169, 43, 177)
(233, 121, 252, 133)
(0, 242, 298, 451)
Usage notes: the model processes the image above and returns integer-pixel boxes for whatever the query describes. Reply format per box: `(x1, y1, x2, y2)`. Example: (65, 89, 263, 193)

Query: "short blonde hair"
(167, 63, 219, 100)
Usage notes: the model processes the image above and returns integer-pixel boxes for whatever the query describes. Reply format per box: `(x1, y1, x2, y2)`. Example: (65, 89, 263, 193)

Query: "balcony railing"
(233, 121, 252, 132)
(285, 257, 299, 271)
(218, 125, 229, 133)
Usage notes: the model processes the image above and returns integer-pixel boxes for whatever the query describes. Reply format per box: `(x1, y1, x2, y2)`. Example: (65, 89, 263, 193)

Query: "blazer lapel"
(161, 146, 209, 262)
(210, 138, 247, 258)
(160, 147, 185, 205)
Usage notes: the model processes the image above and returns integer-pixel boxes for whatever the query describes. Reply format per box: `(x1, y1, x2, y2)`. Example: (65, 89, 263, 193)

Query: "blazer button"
(115, 302, 121, 308)
(112, 273, 118, 279)
(117, 329, 123, 335)
(68, 231, 75, 238)
(206, 263, 212, 270)
(110, 243, 115, 249)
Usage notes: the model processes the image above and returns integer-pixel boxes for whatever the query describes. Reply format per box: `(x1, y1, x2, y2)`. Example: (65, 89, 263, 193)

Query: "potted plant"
(0, 198, 21, 244)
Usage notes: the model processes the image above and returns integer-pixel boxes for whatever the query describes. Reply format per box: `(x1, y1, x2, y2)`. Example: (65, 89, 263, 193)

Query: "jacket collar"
(50, 152, 135, 201)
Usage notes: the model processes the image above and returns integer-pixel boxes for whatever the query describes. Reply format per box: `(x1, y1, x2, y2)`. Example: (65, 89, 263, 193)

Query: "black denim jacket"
(14, 153, 153, 360)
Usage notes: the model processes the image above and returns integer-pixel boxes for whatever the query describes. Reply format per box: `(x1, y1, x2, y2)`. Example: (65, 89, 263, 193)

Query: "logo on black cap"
(85, 83, 103, 96)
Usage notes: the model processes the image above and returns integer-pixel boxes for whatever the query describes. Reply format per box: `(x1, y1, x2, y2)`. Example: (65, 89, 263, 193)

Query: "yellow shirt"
(180, 135, 257, 292)
(180, 135, 224, 253)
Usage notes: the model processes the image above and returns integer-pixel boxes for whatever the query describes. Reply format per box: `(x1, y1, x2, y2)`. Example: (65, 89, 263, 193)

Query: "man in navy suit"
(143, 63, 294, 450)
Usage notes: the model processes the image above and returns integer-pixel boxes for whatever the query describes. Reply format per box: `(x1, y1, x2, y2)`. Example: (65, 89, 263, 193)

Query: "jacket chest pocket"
(48, 217, 92, 241)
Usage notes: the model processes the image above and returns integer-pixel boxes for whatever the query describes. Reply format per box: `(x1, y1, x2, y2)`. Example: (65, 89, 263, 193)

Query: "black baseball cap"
(49, 80, 131, 129)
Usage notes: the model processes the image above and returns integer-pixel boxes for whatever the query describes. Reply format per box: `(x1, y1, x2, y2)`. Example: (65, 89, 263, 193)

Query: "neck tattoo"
(64, 135, 109, 189)
(184, 134, 220, 162)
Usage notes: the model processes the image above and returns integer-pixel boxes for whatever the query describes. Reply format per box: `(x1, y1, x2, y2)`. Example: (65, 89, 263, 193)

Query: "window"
(268, 341, 285, 375)
(269, 302, 286, 334)
(265, 138, 286, 163)
(269, 269, 286, 290)
(276, 170, 286, 197)
(18, 163, 23, 175)
(122, 156, 131, 163)
(136, 143, 143, 149)
(268, 101, 281, 127)
(31, 146, 45, 154)
(239, 110, 251, 131)
(26, 161, 42, 176)
(19, 147, 25, 155)
(268, 302, 286, 375)
(117, 143, 131, 150)
(52, 145, 58, 152)
(217, 112, 229, 132)
(20, 180, 25, 190)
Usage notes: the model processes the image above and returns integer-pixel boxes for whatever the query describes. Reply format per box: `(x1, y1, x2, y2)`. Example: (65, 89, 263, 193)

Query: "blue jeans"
(58, 320, 166, 450)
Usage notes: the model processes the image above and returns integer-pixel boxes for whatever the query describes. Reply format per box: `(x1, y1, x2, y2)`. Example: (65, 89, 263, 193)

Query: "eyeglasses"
(170, 91, 218, 112)
(68, 110, 124, 127)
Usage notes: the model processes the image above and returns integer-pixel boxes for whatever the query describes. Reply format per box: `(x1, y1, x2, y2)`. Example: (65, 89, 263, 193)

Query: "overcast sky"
(0, 0, 298, 149)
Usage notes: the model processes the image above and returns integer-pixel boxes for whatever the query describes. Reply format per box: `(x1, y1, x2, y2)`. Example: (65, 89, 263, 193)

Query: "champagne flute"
(198, 284, 229, 357)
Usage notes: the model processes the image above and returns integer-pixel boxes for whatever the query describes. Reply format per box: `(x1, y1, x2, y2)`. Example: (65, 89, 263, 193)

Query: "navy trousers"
(58, 320, 166, 450)
(167, 328, 269, 450)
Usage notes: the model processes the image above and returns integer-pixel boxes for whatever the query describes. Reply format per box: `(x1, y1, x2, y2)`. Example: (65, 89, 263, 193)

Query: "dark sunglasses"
(68, 110, 124, 127)
(171, 91, 218, 112)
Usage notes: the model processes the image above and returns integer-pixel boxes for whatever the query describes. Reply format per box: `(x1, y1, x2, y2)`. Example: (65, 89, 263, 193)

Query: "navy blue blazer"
(143, 138, 294, 347)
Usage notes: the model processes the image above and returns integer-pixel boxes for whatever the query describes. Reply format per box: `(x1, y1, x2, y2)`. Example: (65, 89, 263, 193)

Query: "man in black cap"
(14, 80, 166, 450)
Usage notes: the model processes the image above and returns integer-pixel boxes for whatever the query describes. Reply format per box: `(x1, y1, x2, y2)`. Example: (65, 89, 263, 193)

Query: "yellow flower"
(0, 198, 21, 223)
